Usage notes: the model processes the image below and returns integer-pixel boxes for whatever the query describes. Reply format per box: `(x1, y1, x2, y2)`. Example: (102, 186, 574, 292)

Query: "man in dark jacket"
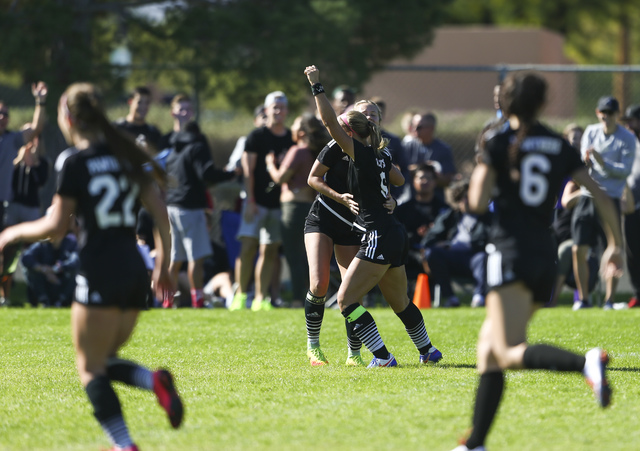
(421, 180, 491, 307)
(164, 121, 237, 308)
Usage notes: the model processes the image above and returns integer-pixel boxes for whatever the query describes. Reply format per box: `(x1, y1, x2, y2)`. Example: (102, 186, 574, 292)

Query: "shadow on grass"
(609, 367, 640, 373)
(437, 363, 477, 370)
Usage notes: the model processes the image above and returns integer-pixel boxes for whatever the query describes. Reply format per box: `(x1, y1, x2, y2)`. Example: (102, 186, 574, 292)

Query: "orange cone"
(412, 273, 431, 309)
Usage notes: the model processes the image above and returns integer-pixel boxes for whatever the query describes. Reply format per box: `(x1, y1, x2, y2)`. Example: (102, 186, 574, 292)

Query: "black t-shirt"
(315, 140, 356, 222)
(114, 119, 162, 153)
(244, 126, 293, 209)
(349, 140, 397, 231)
(395, 196, 448, 249)
(482, 122, 584, 251)
(57, 144, 143, 278)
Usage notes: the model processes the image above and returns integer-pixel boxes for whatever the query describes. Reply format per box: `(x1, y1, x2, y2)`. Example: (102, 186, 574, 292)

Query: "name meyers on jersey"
(87, 155, 122, 175)
(513, 136, 562, 154)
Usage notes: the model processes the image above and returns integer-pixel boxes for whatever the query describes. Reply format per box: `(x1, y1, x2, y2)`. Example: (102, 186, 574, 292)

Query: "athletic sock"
(345, 318, 363, 354)
(305, 291, 326, 348)
(85, 375, 133, 448)
(191, 288, 204, 308)
(342, 304, 389, 359)
(106, 357, 153, 390)
(395, 302, 432, 355)
(465, 371, 504, 450)
(523, 344, 586, 371)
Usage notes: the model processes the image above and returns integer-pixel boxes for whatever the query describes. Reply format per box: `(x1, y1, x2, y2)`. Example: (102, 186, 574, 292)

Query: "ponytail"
(368, 120, 389, 158)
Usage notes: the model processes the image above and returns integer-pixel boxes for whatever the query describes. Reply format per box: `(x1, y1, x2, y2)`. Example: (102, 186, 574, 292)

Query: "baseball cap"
(264, 91, 287, 108)
(596, 96, 619, 113)
(622, 104, 640, 121)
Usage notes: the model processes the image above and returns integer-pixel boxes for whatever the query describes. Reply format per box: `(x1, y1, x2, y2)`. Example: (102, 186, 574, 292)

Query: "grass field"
(1, 304, 639, 451)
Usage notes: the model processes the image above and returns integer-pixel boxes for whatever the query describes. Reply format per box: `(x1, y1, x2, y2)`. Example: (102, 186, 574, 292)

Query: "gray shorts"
(236, 200, 282, 244)
(168, 206, 212, 262)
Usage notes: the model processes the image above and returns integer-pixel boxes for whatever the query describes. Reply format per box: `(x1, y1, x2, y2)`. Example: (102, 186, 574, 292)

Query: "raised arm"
(22, 82, 48, 144)
(304, 65, 354, 159)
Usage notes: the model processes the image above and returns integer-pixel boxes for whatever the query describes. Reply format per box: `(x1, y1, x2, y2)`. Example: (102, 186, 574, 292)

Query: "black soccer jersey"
(482, 122, 584, 247)
(315, 140, 357, 224)
(57, 144, 144, 280)
(349, 140, 397, 231)
(244, 126, 293, 209)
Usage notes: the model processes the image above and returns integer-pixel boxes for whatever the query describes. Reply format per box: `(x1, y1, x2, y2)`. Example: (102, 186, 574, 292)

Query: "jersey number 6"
(520, 153, 550, 207)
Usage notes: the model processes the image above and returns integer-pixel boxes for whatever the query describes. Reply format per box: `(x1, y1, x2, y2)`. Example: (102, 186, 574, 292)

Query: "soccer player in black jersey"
(0, 83, 183, 451)
(305, 65, 442, 368)
(453, 72, 624, 451)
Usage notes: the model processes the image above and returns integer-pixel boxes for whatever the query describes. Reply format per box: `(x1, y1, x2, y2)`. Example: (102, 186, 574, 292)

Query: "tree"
(0, 0, 452, 111)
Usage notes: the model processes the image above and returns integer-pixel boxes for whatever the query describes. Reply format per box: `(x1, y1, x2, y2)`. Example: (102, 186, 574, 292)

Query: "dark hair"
(449, 179, 470, 205)
(131, 86, 151, 99)
(62, 82, 165, 188)
(500, 71, 547, 181)
(171, 93, 191, 109)
(298, 112, 330, 156)
(412, 162, 437, 179)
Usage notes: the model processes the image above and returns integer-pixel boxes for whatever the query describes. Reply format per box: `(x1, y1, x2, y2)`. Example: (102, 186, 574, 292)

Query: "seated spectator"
(421, 180, 490, 307)
(395, 163, 448, 285)
(20, 222, 79, 307)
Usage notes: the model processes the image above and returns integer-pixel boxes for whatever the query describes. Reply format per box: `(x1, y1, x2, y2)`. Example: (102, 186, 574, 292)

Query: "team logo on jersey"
(342, 155, 350, 161)
(377, 254, 385, 260)
(376, 158, 385, 168)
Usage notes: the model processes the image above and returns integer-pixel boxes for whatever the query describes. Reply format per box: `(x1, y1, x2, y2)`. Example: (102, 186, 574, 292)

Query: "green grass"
(1, 305, 639, 451)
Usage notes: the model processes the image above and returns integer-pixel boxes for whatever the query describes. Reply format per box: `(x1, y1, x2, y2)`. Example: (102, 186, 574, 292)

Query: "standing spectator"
(395, 163, 447, 285)
(114, 86, 162, 154)
(266, 113, 329, 308)
(164, 121, 236, 308)
(0, 82, 48, 306)
(401, 112, 457, 201)
(421, 180, 490, 308)
(230, 91, 293, 311)
(331, 85, 356, 115)
(0, 82, 181, 451)
(621, 104, 640, 307)
(159, 93, 194, 152)
(454, 71, 622, 451)
(226, 106, 267, 174)
(2, 132, 50, 303)
(21, 217, 79, 307)
(572, 96, 636, 310)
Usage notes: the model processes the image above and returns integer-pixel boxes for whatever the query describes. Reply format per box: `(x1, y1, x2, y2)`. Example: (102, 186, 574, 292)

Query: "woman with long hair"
(304, 65, 441, 368)
(453, 72, 623, 451)
(0, 83, 183, 451)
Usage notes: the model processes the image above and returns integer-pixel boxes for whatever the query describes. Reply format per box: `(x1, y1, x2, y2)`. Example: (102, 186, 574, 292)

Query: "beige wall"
(362, 26, 577, 122)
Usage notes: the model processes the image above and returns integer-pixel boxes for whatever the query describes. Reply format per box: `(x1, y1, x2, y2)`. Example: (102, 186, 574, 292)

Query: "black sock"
(342, 303, 389, 359)
(345, 318, 363, 353)
(85, 375, 132, 448)
(106, 358, 153, 389)
(523, 344, 586, 372)
(305, 291, 326, 347)
(465, 371, 504, 449)
(395, 302, 432, 355)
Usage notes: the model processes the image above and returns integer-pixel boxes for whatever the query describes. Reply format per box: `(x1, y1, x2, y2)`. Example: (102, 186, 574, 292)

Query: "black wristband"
(36, 100, 46, 106)
(311, 83, 325, 96)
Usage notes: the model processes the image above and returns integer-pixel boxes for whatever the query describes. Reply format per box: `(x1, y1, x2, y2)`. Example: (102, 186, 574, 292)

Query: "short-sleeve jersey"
(349, 140, 397, 231)
(57, 144, 144, 279)
(315, 140, 356, 223)
(244, 126, 293, 209)
(482, 122, 584, 249)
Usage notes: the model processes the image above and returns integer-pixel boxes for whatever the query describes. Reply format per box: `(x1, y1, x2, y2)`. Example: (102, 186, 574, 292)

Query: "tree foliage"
(0, 0, 451, 111)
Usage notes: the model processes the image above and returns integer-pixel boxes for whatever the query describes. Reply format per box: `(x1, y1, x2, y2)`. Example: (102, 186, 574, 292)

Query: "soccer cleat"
(583, 347, 612, 408)
(471, 294, 485, 308)
(367, 354, 398, 368)
(251, 297, 274, 311)
(572, 300, 592, 311)
(307, 347, 329, 366)
(602, 300, 614, 311)
(229, 292, 247, 311)
(451, 445, 486, 451)
(153, 369, 184, 428)
(106, 445, 139, 451)
(444, 296, 461, 308)
(420, 347, 443, 364)
(192, 298, 205, 309)
(345, 354, 366, 367)
(628, 297, 639, 308)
